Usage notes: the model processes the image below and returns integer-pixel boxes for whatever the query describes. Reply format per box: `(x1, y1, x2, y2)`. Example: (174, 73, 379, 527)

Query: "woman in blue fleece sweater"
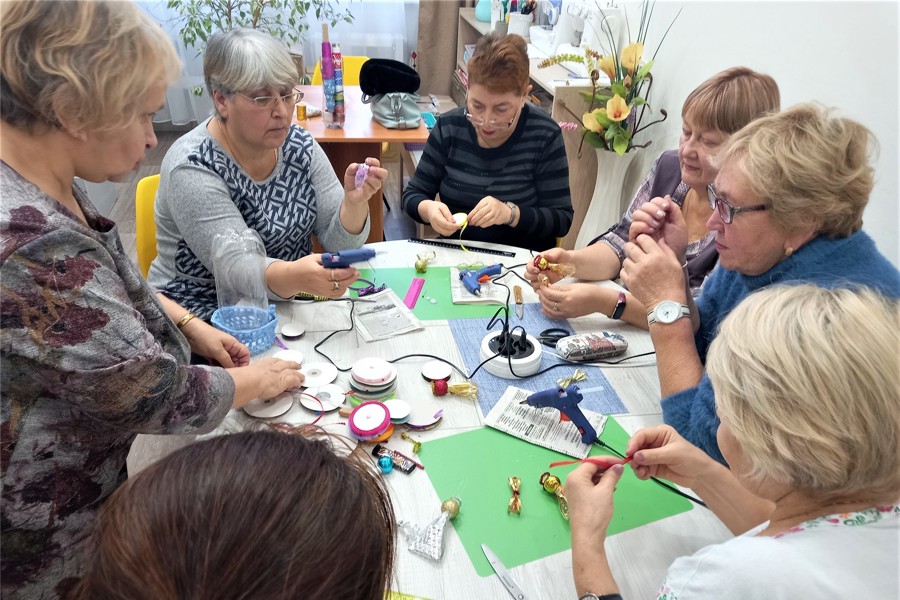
(620, 103, 900, 463)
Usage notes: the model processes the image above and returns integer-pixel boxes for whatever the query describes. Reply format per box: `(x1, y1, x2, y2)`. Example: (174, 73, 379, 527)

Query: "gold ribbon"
(508, 476, 522, 513)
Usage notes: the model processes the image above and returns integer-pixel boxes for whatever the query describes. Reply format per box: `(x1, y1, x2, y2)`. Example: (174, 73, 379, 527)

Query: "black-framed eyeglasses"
(707, 184, 767, 224)
(236, 90, 304, 109)
(464, 96, 524, 130)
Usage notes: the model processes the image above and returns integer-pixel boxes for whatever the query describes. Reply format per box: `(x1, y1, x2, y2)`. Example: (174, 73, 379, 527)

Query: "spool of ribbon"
(508, 476, 522, 514)
(539, 471, 569, 521)
(431, 379, 478, 400)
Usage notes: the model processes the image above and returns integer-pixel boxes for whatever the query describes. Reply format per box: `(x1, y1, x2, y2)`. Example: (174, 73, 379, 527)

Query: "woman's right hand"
(290, 254, 359, 298)
(419, 200, 460, 236)
(523, 247, 573, 289)
(229, 358, 304, 407)
(629, 196, 689, 263)
(625, 425, 716, 489)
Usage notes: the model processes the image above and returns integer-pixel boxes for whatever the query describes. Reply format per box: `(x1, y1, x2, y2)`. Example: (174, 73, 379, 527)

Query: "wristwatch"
(647, 300, 690, 326)
(610, 291, 627, 320)
(578, 593, 623, 600)
(505, 201, 518, 226)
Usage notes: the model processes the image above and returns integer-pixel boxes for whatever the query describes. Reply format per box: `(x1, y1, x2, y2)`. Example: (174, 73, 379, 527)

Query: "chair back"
(135, 174, 160, 277)
(311, 55, 370, 86)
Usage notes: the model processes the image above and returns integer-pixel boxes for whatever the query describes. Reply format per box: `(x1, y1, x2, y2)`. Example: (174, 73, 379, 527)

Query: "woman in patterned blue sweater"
(402, 33, 573, 252)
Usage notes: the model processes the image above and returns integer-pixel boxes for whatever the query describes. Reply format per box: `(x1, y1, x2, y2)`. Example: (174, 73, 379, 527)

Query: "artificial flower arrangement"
(539, 0, 679, 155)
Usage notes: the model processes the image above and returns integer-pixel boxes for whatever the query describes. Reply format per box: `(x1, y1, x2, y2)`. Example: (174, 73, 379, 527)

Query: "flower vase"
(574, 149, 638, 249)
(474, 0, 492, 22)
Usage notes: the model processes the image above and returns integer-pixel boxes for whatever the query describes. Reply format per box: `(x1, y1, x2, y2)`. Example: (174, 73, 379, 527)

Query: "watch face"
(657, 301, 680, 323)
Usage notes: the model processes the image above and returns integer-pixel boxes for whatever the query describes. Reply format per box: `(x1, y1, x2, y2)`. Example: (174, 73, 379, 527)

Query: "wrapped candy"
(354, 163, 370, 189)
(508, 476, 522, 514)
(398, 497, 461, 560)
(532, 254, 576, 287)
(431, 379, 478, 401)
(540, 471, 569, 521)
(557, 368, 588, 390)
(401, 432, 422, 454)
(414, 251, 436, 274)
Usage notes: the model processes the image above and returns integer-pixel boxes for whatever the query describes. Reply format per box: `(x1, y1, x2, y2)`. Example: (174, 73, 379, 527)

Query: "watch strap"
(647, 302, 690, 326)
(610, 291, 626, 320)
(505, 202, 517, 226)
(579, 594, 623, 600)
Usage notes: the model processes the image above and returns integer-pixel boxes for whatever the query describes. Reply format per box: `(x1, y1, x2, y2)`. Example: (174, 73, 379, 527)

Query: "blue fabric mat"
(448, 306, 628, 417)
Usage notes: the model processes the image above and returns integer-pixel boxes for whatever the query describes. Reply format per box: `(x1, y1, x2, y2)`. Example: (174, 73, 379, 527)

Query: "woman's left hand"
(180, 318, 250, 368)
(466, 195, 511, 227)
(566, 461, 625, 535)
(621, 235, 686, 309)
(343, 158, 388, 206)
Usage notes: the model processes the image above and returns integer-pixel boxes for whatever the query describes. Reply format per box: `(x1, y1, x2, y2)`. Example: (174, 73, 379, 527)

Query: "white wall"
(618, 0, 899, 266)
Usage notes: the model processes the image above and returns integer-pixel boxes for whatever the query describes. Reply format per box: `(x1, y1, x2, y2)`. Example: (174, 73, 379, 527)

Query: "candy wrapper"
(532, 254, 576, 287)
(398, 497, 461, 560)
(431, 380, 478, 400)
(540, 471, 569, 520)
(508, 476, 522, 514)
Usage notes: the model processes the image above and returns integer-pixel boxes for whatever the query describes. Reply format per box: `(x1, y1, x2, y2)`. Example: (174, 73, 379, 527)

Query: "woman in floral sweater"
(0, 2, 303, 598)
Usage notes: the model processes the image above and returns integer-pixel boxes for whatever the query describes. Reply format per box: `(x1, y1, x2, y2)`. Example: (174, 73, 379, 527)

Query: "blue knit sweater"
(662, 231, 900, 463)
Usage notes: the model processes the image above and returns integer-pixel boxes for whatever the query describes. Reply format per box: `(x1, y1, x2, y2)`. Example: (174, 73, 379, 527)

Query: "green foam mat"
(356, 267, 503, 320)
(423, 418, 693, 576)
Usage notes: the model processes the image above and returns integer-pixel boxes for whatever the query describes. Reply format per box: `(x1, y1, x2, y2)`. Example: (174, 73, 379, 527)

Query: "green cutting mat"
(356, 267, 503, 320)
(423, 418, 693, 576)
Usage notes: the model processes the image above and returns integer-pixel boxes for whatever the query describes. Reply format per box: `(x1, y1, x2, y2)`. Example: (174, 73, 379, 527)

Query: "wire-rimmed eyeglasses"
(236, 90, 304, 110)
(464, 96, 524, 130)
(706, 184, 767, 224)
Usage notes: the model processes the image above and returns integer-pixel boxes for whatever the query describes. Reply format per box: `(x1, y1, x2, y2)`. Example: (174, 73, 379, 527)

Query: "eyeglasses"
(464, 96, 524, 130)
(707, 184, 767, 224)
(235, 90, 304, 109)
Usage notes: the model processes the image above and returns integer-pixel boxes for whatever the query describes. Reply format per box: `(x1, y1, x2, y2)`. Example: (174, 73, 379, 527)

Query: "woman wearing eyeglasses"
(149, 28, 388, 320)
(402, 32, 573, 252)
(525, 67, 780, 328)
(621, 103, 900, 463)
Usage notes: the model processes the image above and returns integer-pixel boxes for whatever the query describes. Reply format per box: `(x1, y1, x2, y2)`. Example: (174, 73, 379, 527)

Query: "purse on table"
(360, 58, 422, 130)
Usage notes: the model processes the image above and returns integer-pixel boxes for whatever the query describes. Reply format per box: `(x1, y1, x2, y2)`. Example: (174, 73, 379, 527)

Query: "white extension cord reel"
(479, 328, 543, 379)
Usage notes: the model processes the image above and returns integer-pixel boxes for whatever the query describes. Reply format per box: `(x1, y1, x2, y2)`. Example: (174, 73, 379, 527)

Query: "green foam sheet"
(356, 267, 502, 320)
(423, 418, 693, 576)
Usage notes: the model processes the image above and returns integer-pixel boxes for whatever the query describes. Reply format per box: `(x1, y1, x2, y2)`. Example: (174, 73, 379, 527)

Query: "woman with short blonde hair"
(567, 285, 900, 598)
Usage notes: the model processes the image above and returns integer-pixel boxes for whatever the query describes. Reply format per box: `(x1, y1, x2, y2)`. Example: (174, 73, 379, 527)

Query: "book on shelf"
(484, 386, 608, 459)
(455, 67, 469, 89)
(463, 43, 477, 64)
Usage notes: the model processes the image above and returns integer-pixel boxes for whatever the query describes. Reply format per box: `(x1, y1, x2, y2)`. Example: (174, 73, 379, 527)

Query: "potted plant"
(166, 0, 354, 93)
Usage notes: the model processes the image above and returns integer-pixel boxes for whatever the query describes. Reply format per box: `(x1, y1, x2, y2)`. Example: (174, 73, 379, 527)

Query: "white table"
(206, 239, 732, 600)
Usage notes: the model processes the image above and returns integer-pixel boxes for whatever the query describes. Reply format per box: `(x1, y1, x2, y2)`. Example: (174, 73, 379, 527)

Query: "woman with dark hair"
(75, 431, 397, 600)
(402, 32, 573, 252)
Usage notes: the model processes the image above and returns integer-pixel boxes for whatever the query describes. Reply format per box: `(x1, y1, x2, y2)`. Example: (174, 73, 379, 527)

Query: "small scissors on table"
(537, 327, 571, 348)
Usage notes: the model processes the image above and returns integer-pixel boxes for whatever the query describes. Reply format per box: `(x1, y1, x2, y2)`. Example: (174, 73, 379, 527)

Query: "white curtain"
(138, 1, 419, 125)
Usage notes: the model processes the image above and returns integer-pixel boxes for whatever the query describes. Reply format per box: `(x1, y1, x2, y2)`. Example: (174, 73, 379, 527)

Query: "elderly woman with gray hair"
(149, 28, 387, 320)
(566, 285, 900, 599)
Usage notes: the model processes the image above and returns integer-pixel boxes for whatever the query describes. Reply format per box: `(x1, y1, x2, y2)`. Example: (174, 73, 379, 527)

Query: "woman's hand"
(625, 425, 716, 489)
(566, 461, 626, 536)
(419, 200, 460, 236)
(180, 318, 250, 367)
(343, 158, 388, 206)
(523, 247, 574, 289)
(288, 254, 359, 298)
(537, 282, 605, 319)
(466, 195, 511, 228)
(620, 234, 686, 310)
(629, 196, 689, 263)
(229, 358, 304, 407)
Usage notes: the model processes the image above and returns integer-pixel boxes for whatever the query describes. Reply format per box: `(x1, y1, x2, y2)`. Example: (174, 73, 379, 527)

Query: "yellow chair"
(310, 55, 370, 86)
(135, 174, 160, 277)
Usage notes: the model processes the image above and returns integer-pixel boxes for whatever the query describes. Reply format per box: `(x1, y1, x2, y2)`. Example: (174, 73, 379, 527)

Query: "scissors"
(537, 327, 571, 348)
(481, 544, 526, 599)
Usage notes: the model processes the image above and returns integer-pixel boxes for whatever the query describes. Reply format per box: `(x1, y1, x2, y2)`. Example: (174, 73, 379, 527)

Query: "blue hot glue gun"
(459, 263, 503, 296)
(520, 384, 601, 445)
(321, 247, 376, 268)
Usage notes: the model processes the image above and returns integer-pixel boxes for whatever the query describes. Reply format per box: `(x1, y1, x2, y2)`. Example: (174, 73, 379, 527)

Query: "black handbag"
(360, 59, 422, 129)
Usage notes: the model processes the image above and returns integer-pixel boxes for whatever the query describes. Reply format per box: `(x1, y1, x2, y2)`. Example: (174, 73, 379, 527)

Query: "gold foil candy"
(508, 476, 522, 513)
(539, 471, 570, 521)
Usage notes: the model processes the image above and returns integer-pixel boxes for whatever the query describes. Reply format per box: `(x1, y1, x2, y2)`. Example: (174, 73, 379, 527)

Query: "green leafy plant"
(539, 0, 680, 155)
(166, 0, 354, 53)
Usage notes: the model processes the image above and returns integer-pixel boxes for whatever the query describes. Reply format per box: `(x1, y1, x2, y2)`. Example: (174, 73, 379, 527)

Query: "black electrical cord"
(594, 438, 708, 508)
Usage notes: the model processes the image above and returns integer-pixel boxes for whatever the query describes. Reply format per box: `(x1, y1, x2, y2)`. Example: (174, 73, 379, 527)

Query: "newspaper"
(450, 267, 509, 306)
(484, 386, 608, 459)
(353, 288, 424, 342)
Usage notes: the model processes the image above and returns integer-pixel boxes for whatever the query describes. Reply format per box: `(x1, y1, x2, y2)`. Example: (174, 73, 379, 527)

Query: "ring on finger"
(333, 281, 340, 291)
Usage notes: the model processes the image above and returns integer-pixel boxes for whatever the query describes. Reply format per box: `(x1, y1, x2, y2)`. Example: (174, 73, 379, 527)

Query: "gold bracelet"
(176, 312, 196, 329)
